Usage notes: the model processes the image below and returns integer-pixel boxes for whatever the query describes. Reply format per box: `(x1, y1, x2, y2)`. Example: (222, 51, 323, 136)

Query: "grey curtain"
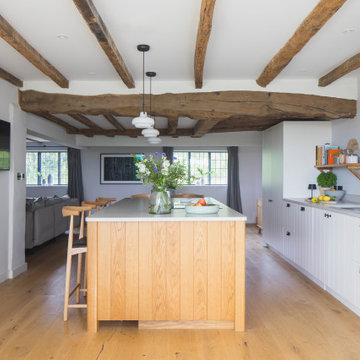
(163, 147, 174, 163)
(68, 148, 84, 201)
(227, 146, 242, 213)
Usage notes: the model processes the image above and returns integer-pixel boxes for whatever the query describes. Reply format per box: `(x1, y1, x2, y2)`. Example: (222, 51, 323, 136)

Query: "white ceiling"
(0, 0, 360, 86)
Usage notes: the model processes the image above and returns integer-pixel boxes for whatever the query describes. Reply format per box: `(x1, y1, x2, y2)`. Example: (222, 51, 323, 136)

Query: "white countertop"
(86, 198, 247, 222)
(284, 198, 360, 218)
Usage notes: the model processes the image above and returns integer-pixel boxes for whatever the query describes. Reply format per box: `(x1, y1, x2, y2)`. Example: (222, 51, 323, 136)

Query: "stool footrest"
(68, 304, 87, 309)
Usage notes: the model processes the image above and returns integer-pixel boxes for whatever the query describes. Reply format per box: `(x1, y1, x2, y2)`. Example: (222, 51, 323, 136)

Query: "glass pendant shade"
(147, 136, 162, 144)
(141, 127, 160, 137)
(132, 112, 154, 128)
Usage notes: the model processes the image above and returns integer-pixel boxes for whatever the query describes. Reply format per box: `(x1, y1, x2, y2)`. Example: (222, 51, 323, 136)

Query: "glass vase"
(149, 189, 171, 214)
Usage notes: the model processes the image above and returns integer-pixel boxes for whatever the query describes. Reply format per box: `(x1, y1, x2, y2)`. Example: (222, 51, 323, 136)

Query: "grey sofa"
(25, 195, 80, 249)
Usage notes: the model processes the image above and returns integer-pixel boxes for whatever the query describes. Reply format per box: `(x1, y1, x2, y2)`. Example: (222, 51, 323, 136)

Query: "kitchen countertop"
(86, 197, 247, 222)
(284, 198, 360, 218)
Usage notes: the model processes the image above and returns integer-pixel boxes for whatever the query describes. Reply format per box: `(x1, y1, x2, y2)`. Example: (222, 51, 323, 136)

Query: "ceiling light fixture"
(57, 34, 69, 40)
(132, 44, 154, 129)
(141, 71, 160, 139)
(147, 137, 162, 144)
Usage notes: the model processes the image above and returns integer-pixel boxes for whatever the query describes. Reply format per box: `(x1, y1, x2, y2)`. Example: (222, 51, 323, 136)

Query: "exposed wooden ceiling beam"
(30, 112, 79, 133)
(73, 0, 135, 89)
(0, 67, 23, 87)
(256, 0, 348, 87)
(192, 119, 221, 137)
(167, 117, 178, 135)
(103, 114, 125, 131)
(319, 52, 360, 87)
(19, 90, 356, 123)
(67, 128, 194, 137)
(0, 15, 68, 88)
(69, 114, 103, 129)
(194, 0, 216, 89)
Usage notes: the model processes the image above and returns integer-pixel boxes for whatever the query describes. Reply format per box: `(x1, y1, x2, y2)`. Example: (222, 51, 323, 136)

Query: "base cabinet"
(270, 201, 360, 315)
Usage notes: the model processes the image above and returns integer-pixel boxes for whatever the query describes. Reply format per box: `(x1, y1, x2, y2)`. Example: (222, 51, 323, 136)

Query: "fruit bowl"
(324, 190, 345, 201)
(185, 204, 219, 215)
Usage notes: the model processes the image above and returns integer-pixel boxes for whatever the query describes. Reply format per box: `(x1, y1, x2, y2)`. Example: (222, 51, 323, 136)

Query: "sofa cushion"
(44, 197, 63, 207)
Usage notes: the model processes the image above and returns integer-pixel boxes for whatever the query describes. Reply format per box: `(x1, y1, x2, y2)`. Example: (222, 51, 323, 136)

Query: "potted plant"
(317, 171, 337, 195)
(133, 152, 188, 214)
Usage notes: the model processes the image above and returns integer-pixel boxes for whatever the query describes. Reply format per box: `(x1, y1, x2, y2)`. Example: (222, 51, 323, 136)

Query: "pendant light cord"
(149, 76, 152, 117)
(142, 51, 145, 113)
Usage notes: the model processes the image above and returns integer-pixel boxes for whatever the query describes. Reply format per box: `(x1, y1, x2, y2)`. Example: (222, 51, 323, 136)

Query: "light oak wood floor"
(1, 225, 360, 360)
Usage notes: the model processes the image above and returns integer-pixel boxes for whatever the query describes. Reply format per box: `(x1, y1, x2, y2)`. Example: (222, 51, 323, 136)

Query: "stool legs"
(64, 248, 73, 321)
(76, 253, 83, 303)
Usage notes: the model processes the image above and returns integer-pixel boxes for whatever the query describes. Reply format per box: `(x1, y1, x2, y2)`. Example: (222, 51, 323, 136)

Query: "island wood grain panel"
(90, 220, 245, 331)
(207, 221, 222, 320)
(110, 223, 126, 319)
(87, 222, 98, 332)
(138, 222, 153, 320)
(97, 222, 112, 320)
(152, 222, 167, 320)
(193, 222, 208, 320)
(166, 222, 181, 320)
(124, 222, 139, 320)
(180, 222, 195, 320)
(221, 222, 235, 320)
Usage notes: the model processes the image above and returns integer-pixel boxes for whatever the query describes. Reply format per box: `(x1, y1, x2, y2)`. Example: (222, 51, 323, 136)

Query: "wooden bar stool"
(131, 193, 150, 199)
(62, 204, 94, 321)
(82, 199, 108, 212)
(96, 197, 116, 206)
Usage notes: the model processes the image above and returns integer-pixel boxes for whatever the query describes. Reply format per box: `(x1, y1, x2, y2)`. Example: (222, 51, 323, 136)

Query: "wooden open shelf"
(315, 163, 360, 180)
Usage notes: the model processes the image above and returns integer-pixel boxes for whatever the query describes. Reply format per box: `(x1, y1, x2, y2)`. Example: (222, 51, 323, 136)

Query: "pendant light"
(147, 137, 162, 144)
(142, 71, 160, 138)
(132, 44, 154, 129)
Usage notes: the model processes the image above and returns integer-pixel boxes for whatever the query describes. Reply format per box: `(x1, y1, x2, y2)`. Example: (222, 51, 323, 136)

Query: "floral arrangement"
(133, 152, 188, 192)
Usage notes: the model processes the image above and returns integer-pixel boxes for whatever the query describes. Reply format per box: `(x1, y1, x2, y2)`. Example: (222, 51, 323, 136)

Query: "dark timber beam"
(256, 0, 348, 87)
(167, 117, 178, 135)
(194, 0, 216, 88)
(73, 0, 135, 88)
(69, 114, 103, 129)
(19, 90, 357, 123)
(319, 52, 360, 87)
(0, 67, 23, 87)
(103, 114, 125, 131)
(67, 128, 194, 137)
(0, 15, 68, 88)
(30, 112, 79, 133)
(192, 119, 222, 137)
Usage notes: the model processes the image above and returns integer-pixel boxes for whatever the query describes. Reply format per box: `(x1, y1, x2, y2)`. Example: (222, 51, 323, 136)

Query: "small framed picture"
(100, 153, 142, 184)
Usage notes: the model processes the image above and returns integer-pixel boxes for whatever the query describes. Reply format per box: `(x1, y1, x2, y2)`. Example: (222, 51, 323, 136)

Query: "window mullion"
(37, 152, 41, 185)
(58, 152, 61, 185)
(188, 152, 191, 184)
(208, 152, 211, 185)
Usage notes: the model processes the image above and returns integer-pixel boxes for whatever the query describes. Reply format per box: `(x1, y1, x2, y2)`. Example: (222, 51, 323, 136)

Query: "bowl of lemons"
(324, 189, 345, 201)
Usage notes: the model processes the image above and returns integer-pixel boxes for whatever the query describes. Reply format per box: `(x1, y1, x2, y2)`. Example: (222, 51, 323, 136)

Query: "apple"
(196, 199, 206, 206)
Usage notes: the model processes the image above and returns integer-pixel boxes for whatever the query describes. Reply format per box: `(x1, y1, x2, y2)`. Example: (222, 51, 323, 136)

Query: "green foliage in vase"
(317, 171, 337, 188)
(133, 152, 189, 192)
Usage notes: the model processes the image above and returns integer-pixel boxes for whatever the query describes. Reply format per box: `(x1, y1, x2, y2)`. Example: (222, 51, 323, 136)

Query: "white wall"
(332, 77, 360, 195)
(81, 144, 262, 223)
(0, 81, 27, 282)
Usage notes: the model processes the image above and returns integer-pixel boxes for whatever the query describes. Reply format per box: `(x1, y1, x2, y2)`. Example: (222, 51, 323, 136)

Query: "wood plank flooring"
(1, 226, 360, 359)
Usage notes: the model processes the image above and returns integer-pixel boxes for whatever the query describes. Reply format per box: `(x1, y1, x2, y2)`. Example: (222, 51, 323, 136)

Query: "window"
(26, 151, 68, 185)
(173, 151, 228, 185)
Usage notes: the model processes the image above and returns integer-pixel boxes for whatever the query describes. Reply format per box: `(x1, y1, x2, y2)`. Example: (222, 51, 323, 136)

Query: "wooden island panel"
(88, 220, 245, 331)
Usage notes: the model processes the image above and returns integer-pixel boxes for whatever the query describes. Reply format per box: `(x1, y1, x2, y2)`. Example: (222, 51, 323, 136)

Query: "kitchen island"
(86, 198, 247, 332)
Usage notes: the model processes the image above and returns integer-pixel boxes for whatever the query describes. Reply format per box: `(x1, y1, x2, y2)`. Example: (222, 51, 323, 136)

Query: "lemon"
(318, 196, 324, 201)
(323, 196, 331, 201)
(312, 197, 319, 203)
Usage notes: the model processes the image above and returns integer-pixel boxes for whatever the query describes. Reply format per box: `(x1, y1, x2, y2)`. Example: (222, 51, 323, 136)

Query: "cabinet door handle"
(324, 213, 328, 218)
(286, 203, 290, 208)
(286, 231, 291, 236)
(300, 207, 305, 211)
(328, 214, 332, 218)
(268, 199, 273, 203)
